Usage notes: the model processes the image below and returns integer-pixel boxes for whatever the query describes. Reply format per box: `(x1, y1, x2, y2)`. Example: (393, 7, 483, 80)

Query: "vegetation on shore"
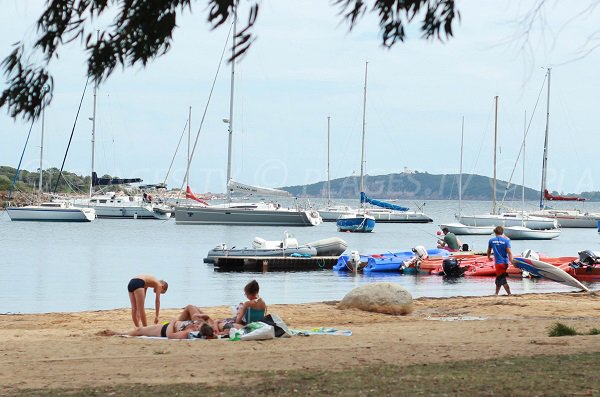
(7, 352, 599, 396)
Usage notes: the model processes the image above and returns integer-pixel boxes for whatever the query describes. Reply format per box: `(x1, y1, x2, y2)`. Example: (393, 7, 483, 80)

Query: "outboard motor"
(442, 257, 463, 278)
(521, 249, 540, 261)
(348, 251, 361, 272)
(411, 245, 428, 260)
(577, 250, 599, 266)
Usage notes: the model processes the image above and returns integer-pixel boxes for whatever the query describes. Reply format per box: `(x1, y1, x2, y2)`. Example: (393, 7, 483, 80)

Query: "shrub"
(548, 322, 577, 337)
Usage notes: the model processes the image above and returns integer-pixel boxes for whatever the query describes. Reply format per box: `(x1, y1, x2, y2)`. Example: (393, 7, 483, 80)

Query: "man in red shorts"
(486, 226, 513, 296)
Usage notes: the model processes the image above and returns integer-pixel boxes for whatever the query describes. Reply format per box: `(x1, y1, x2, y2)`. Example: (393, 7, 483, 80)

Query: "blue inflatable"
(334, 248, 449, 273)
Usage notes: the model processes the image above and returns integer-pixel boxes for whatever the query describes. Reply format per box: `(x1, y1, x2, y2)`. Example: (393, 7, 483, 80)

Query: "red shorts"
(495, 264, 508, 276)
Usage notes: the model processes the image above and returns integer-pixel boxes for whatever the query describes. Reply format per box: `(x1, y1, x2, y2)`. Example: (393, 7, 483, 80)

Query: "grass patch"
(587, 328, 600, 335)
(7, 352, 600, 397)
(152, 350, 169, 355)
(548, 322, 578, 337)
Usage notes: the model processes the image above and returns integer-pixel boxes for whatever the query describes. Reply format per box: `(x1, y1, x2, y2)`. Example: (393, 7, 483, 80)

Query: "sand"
(1, 292, 599, 391)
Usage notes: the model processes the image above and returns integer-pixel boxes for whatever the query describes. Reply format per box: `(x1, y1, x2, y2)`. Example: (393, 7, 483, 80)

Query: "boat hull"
(503, 226, 561, 240)
(531, 210, 600, 228)
(336, 217, 375, 232)
(174, 206, 322, 226)
(512, 257, 589, 291)
(439, 222, 494, 235)
(6, 206, 95, 222)
(305, 237, 348, 256)
(458, 214, 557, 230)
(365, 209, 432, 223)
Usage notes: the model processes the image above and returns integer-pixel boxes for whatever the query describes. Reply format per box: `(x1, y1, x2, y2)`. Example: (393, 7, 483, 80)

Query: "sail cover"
(186, 186, 208, 205)
(228, 179, 291, 198)
(92, 172, 142, 187)
(544, 189, 586, 202)
(360, 192, 409, 211)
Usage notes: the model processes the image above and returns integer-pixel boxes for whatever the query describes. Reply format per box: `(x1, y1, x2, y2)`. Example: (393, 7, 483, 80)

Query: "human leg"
(178, 304, 207, 321)
(503, 281, 512, 296)
(133, 288, 147, 326)
(129, 292, 139, 327)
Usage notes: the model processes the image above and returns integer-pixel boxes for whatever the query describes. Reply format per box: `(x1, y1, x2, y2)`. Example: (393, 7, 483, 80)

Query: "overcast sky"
(1, 0, 599, 195)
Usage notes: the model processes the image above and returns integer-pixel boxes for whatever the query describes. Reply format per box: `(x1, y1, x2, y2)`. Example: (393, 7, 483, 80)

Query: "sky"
(0, 0, 599, 195)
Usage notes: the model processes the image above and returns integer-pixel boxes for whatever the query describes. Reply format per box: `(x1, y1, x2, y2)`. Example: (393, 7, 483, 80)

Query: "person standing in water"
(487, 226, 513, 296)
(127, 275, 168, 327)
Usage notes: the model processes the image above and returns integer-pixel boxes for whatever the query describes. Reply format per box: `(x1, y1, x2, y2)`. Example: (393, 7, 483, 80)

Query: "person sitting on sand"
(127, 275, 168, 327)
(217, 280, 267, 332)
(103, 317, 214, 339)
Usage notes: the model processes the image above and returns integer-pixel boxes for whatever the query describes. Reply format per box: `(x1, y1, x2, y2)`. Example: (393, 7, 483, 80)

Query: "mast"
(522, 110, 526, 223)
(39, 105, 45, 196)
(327, 115, 331, 206)
(492, 95, 498, 214)
(90, 31, 99, 199)
(458, 116, 464, 217)
(359, 61, 368, 208)
(187, 105, 191, 187)
(225, 4, 237, 203)
(540, 67, 551, 210)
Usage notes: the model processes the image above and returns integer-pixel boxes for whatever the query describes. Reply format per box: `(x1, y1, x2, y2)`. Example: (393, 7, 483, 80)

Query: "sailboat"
(457, 96, 558, 230)
(69, 76, 171, 220)
(530, 68, 600, 228)
(6, 106, 96, 222)
(174, 9, 321, 226)
(440, 117, 493, 235)
(504, 110, 560, 240)
(317, 116, 357, 222)
(336, 62, 375, 233)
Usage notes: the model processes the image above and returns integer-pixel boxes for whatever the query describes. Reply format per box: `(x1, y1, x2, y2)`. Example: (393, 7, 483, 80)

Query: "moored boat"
(336, 213, 376, 233)
(6, 202, 95, 222)
(439, 222, 494, 235)
(503, 226, 561, 240)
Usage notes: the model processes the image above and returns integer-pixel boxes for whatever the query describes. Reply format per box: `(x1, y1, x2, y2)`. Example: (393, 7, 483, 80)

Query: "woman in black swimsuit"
(109, 318, 213, 339)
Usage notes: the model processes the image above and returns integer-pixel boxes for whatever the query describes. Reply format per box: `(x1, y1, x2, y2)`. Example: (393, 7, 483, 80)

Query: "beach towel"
(289, 327, 352, 336)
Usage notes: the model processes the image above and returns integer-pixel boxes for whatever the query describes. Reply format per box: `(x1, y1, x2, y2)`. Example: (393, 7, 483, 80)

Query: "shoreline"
(2, 291, 599, 392)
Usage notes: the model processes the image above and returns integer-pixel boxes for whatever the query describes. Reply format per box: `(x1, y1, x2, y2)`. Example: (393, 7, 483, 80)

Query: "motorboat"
(503, 225, 561, 240)
(6, 202, 95, 222)
(71, 192, 171, 220)
(204, 232, 346, 263)
(559, 250, 600, 281)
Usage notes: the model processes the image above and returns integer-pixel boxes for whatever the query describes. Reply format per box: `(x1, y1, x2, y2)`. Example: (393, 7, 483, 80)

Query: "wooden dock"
(213, 256, 339, 272)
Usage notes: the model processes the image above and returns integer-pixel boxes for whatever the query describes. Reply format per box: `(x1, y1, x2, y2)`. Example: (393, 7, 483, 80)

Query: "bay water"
(1, 199, 599, 314)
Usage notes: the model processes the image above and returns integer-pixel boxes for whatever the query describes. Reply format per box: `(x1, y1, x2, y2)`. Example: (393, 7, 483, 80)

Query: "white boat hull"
(305, 237, 348, 256)
(365, 209, 432, 223)
(439, 223, 494, 235)
(70, 197, 171, 220)
(175, 205, 322, 226)
(458, 214, 557, 230)
(6, 206, 95, 222)
(530, 210, 600, 228)
(503, 226, 561, 240)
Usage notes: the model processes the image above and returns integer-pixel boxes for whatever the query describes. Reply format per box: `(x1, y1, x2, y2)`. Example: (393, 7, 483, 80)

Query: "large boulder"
(338, 282, 413, 315)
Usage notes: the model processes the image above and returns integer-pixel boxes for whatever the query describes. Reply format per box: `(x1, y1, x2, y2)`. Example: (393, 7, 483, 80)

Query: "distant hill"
(281, 171, 597, 201)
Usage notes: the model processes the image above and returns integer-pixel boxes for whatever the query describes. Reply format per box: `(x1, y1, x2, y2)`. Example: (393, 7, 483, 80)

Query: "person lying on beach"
(127, 275, 168, 327)
(217, 279, 267, 333)
(177, 304, 219, 336)
(102, 317, 214, 339)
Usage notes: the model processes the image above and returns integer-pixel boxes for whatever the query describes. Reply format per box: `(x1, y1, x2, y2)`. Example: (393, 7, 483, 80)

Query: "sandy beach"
(1, 291, 599, 393)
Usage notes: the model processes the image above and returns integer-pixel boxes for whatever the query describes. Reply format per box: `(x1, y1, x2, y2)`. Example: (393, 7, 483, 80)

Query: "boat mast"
(39, 105, 45, 197)
(90, 31, 99, 199)
(187, 105, 191, 187)
(492, 95, 498, 215)
(540, 67, 551, 210)
(359, 61, 368, 208)
(522, 110, 526, 225)
(225, 4, 237, 203)
(327, 115, 331, 207)
(458, 116, 464, 218)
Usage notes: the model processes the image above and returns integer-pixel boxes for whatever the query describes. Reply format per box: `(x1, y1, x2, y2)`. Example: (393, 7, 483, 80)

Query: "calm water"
(1, 199, 599, 314)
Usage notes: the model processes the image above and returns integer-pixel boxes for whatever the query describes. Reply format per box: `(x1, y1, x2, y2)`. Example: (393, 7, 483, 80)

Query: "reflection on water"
(0, 199, 599, 314)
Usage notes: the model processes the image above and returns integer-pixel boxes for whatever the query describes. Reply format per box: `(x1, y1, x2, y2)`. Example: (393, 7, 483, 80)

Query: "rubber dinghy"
(512, 257, 589, 292)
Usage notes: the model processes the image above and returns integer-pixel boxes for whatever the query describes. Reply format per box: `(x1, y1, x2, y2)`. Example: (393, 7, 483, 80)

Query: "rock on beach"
(338, 282, 414, 315)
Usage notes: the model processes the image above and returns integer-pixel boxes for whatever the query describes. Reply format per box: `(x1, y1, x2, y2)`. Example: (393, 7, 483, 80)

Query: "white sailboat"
(174, 9, 321, 226)
(69, 75, 171, 220)
(440, 117, 494, 235)
(529, 68, 600, 228)
(504, 110, 560, 240)
(6, 105, 96, 222)
(336, 62, 376, 233)
(457, 96, 558, 230)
